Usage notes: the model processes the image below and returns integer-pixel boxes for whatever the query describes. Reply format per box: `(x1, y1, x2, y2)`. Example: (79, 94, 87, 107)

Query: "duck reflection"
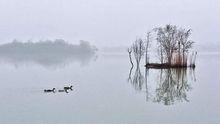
(128, 67, 196, 105)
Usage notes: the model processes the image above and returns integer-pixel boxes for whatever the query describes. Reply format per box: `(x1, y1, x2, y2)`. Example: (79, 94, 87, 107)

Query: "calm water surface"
(0, 52, 219, 124)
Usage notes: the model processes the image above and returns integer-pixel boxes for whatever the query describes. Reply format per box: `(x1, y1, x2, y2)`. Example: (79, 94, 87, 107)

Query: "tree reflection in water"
(131, 66, 144, 91)
(128, 67, 196, 106)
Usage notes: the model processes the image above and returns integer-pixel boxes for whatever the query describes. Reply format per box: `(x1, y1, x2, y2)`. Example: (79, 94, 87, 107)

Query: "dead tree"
(178, 29, 194, 66)
(155, 24, 194, 66)
(132, 38, 145, 67)
(127, 47, 134, 67)
(145, 32, 151, 64)
(155, 25, 178, 65)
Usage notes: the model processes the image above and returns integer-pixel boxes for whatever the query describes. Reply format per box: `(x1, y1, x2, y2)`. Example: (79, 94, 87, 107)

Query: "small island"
(128, 24, 197, 69)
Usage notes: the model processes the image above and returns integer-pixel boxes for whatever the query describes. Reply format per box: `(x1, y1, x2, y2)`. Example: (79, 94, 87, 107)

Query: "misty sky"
(0, 0, 219, 47)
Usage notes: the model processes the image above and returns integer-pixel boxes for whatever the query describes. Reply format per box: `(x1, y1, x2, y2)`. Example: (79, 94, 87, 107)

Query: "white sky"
(0, 0, 219, 47)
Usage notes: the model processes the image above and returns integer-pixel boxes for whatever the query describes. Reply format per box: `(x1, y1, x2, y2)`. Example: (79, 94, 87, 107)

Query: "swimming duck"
(64, 85, 73, 91)
(44, 88, 56, 93)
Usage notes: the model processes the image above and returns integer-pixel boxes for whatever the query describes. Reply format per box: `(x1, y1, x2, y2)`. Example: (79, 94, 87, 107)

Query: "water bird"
(64, 85, 73, 91)
(44, 88, 56, 93)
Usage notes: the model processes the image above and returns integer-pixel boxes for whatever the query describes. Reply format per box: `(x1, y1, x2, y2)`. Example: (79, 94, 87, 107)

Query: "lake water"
(0, 51, 219, 124)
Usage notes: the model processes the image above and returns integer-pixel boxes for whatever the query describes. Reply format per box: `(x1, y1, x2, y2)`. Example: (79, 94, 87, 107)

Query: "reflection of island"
(0, 39, 97, 68)
(128, 67, 196, 106)
(153, 69, 194, 105)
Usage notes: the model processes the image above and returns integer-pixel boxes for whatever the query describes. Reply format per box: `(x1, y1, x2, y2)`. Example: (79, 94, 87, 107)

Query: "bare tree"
(132, 38, 145, 67)
(178, 29, 194, 66)
(155, 25, 177, 64)
(154, 24, 194, 66)
(145, 32, 151, 64)
(156, 38, 165, 64)
(127, 47, 134, 67)
(129, 24, 195, 68)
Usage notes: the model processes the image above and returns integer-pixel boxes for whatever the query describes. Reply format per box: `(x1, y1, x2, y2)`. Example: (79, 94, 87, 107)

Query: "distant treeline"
(0, 39, 97, 55)
(0, 39, 97, 67)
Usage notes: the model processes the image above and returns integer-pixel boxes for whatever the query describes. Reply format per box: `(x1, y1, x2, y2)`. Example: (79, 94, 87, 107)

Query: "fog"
(0, 1, 220, 124)
(0, 0, 220, 47)
(0, 39, 97, 68)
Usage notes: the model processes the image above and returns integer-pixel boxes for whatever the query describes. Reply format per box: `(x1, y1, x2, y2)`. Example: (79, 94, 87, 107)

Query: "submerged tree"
(127, 47, 134, 82)
(132, 38, 145, 67)
(127, 47, 134, 67)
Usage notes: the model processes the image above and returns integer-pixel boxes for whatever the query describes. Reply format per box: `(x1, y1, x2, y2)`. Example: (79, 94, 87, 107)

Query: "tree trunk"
(128, 52, 133, 67)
